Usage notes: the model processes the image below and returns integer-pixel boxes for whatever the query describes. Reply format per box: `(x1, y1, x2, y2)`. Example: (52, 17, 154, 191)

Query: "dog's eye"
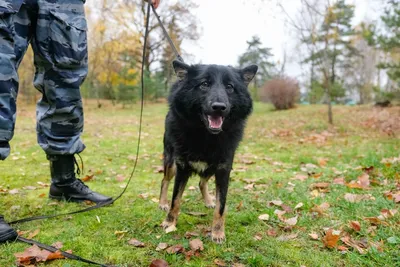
(200, 81, 210, 90)
(226, 84, 234, 93)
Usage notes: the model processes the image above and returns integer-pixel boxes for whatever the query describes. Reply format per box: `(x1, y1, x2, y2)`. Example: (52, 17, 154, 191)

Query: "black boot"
(48, 155, 112, 204)
(0, 215, 17, 243)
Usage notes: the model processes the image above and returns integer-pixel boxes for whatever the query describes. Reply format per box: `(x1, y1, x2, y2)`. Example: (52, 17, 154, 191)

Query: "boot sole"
(49, 194, 86, 203)
(49, 194, 112, 204)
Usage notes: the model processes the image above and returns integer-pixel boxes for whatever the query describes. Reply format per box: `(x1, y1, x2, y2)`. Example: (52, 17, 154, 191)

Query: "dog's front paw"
(158, 203, 170, 211)
(161, 220, 177, 233)
(211, 230, 225, 244)
(205, 201, 216, 209)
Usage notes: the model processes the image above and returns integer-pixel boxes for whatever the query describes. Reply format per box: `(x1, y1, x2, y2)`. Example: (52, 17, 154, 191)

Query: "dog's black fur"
(159, 60, 257, 243)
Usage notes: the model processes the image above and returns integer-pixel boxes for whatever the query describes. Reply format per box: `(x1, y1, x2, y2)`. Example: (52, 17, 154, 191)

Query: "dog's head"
(169, 60, 258, 134)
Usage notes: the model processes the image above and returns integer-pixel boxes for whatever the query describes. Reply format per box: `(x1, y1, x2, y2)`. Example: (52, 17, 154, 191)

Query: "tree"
(238, 36, 276, 90)
(305, 0, 358, 123)
(363, 0, 400, 100)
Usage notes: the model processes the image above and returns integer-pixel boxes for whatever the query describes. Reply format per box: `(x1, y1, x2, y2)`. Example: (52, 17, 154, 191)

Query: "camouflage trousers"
(0, 0, 87, 160)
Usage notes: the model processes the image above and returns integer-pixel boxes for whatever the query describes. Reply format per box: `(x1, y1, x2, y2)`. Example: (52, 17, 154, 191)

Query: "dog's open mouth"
(207, 115, 224, 133)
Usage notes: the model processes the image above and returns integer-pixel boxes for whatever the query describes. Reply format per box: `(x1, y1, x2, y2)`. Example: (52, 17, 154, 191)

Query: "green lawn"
(1, 102, 399, 267)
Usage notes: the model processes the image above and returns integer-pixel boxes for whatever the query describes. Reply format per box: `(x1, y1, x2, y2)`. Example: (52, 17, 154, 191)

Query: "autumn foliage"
(260, 77, 300, 110)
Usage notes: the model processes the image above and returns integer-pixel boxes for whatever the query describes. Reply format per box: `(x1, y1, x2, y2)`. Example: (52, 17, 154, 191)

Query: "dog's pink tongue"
(208, 116, 223, 129)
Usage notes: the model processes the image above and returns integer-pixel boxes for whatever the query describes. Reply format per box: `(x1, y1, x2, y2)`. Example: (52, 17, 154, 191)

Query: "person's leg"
(0, 0, 26, 243)
(31, 0, 110, 203)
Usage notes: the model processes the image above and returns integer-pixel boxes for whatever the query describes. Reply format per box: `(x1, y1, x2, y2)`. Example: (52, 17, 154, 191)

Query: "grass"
(1, 101, 399, 267)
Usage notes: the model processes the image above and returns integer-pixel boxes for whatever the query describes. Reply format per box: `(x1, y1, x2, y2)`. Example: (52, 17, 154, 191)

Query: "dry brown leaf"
(268, 200, 283, 206)
(349, 221, 361, 232)
(128, 238, 145, 247)
(166, 244, 185, 254)
(311, 202, 330, 215)
(81, 174, 94, 182)
(258, 214, 270, 221)
(294, 202, 304, 210)
(150, 259, 169, 267)
(285, 216, 298, 226)
(318, 158, 328, 167)
(340, 235, 366, 254)
(346, 173, 370, 190)
(153, 165, 164, 173)
(333, 177, 345, 185)
(244, 183, 255, 190)
(189, 239, 204, 252)
(156, 243, 168, 251)
(309, 233, 319, 240)
(310, 182, 330, 189)
(291, 174, 308, 181)
(322, 229, 340, 248)
(266, 228, 278, 237)
(214, 259, 227, 266)
(337, 245, 349, 252)
(184, 231, 200, 239)
(27, 229, 40, 239)
(254, 233, 263, 241)
(14, 244, 67, 266)
(236, 201, 243, 211)
(51, 242, 63, 250)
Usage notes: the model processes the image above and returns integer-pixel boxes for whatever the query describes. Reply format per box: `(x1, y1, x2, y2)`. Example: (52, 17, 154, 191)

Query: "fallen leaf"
(214, 259, 227, 266)
(258, 214, 270, 221)
(236, 201, 243, 211)
(346, 173, 370, 189)
(285, 216, 298, 226)
(266, 228, 278, 237)
(153, 165, 164, 173)
(9, 189, 19, 194)
(188, 186, 196, 190)
(294, 202, 304, 210)
(333, 177, 345, 185)
(128, 238, 145, 247)
(292, 174, 308, 181)
(27, 229, 40, 239)
(150, 259, 169, 267)
(337, 245, 349, 252)
(14, 244, 68, 266)
(340, 235, 366, 254)
(156, 243, 168, 251)
(309, 233, 319, 240)
(323, 229, 340, 248)
(189, 239, 204, 252)
(81, 174, 94, 182)
(166, 244, 185, 254)
(51, 242, 63, 250)
(318, 158, 328, 167)
(244, 183, 255, 190)
(165, 225, 177, 233)
(349, 221, 361, 232)
(311, 202, 330, 215)
(254, 233, 263, 240)
(38, 193, 46, 198)
(268, 200, 283, 206)
(310, 182, 330, 190)
(184, 231, 199, 239)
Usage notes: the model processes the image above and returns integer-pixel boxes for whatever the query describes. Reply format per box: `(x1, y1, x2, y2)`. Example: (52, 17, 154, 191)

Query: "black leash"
(151, 4, 184, 63)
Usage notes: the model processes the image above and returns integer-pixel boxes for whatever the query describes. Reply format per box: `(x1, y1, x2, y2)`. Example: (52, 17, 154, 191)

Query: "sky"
(180, 0, 382, 81)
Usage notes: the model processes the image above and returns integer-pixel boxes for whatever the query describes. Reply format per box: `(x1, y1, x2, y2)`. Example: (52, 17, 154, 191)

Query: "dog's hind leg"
(199, 176, 215, 208)
(159, 162, 176, 211)
(161, 166, 190, 231)
(212, 168, 230, 244)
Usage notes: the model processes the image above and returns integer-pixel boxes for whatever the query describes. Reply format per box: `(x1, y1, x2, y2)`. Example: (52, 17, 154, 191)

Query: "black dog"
(159, 60, 257, 243)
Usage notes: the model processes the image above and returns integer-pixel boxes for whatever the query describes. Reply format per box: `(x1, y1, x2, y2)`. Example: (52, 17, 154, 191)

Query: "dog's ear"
(241, 65, 258, 86)
(173, 60, 190, 81)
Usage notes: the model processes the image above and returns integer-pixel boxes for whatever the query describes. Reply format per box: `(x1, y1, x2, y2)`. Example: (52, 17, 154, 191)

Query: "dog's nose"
(211, 102, 227, 111)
